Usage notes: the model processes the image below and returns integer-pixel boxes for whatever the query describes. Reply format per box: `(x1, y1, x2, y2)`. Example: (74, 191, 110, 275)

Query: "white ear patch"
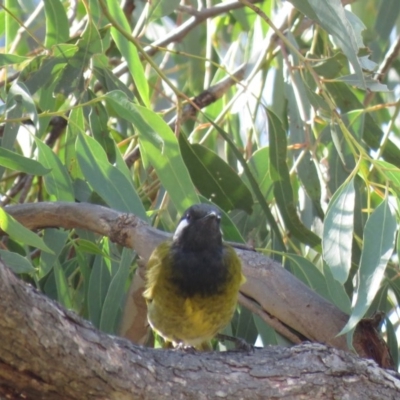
(173, 218, 189, 240)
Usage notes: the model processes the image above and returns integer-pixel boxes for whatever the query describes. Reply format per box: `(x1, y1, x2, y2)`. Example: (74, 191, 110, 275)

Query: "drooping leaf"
(102, 0, 150, 107)
(323, 179, 355, 284)
(0, 208, 53, 254)
(180, 135, 253, 213)
(340, 198, 396, 335)
(0, 147, 50, 175)
(105, 90, 199, 214)
(76, 132, 147, 218)
(148, 0, 180, 21)
(267, 109, 321, 248)
(35, 137, 75, 202)
(0, 250, 35, 274)
(87, 248, 112, 328)
(290, 0, 366, 87)
(43, 0, 69, 47)
(39, 229, 69, 278)
(99, 247, 134, 334)
(53, 261, 73, 309)
(0, 54, 29, 66)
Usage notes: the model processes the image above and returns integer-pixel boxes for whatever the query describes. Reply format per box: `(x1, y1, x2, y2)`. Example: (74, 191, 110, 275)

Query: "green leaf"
(78, 20, 103, 56)
(375, 161, 400, 197)
(43, 0, 69, 47)
(385, 318, 399, 369)
(99, 247, 134, 334)
(65, 106, 85, 179)
(339, 198, 396, 335)
(87, 250, 112, 328)
(232, 306, 258, 345)
(92, 56, 134, 99)
(76, 132, 147, 218)
(335, 74, 390, 92)
(293, 0, 366, 87)
(20, 44, 78, 95)
(74, 238, 111, 258)
(180, 135, 253, 213)
(312, 53, 347, 78)
(4, 0, 19, 53)
(267, 109, 321, 248)
(375, 0, 400, 41)
(323, 178, 355, 284)
(0, 250, 35, 274)
(148, 0, 180, 21)
(0, 54, 29, 66)
(246, 147, 273, 200)
(54, 261, 73, 309)
(1, 82, 38, 180)
(322, 262, 351, 314)
(287, 0, 318, 21)
(253, 314, 292, 346)
(286, 254, 333, 303)
(202, 114, 285, 252)
(103, 0, 150, 107)
(35, 138, 75, 202)
(284, 71, 324, 219)
(105, 90, 199, 214)
(326, 82, 400, 169)
(0, 208, 53, 254)
(39, 229, 69, 278)
(0, 147, 50, 175)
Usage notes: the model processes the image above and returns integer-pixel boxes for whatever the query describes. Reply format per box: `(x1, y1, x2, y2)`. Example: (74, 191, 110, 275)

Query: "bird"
(143, 203, 245, 349)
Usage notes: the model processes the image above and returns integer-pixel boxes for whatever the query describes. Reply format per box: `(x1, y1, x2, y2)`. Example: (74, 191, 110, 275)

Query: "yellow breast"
(144, 242, 244, 348)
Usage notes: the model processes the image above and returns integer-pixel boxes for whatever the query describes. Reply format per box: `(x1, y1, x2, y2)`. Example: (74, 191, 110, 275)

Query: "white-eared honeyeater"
(143, 204, 245, 349)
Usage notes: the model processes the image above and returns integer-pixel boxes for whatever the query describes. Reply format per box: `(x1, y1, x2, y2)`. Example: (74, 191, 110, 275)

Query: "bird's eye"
(186, 213, 191, 221)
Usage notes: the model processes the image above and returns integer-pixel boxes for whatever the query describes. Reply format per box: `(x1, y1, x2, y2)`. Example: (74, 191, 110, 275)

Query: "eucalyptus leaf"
(323, 179, 355, 284)
(0, 250, 35, 274)
(339, 198, 396, 335)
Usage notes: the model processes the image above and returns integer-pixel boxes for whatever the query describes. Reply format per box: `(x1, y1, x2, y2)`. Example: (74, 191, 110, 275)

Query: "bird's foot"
(216, 333, 254, 352)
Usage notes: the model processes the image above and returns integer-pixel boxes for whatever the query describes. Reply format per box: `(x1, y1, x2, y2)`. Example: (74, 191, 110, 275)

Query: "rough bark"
(0, 258, 399, 399)
(2, 202, 392, 369)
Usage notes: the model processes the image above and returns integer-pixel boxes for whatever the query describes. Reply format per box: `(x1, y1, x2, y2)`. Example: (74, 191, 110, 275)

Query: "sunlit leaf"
(0, 208, 53, 254)
(103, 0, 150, 107)
(76, 133, 147, 218)
(340, 198, 396, 335)
(0, 54, 29, 66)
(43, 0, 69, 47)
(105, 90, 199, 214)
(323, 179, 355, 284)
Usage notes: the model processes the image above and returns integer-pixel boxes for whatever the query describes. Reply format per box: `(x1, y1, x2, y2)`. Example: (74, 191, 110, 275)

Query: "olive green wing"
(143, 241, 171, 301)
(223, 244, 246, 286)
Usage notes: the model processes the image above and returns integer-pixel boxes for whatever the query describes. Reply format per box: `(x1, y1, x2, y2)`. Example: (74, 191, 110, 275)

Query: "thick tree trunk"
(0, 259, 399, 400)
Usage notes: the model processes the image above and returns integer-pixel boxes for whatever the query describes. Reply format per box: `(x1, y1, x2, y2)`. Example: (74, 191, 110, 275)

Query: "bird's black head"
(173, 204, 222, 251)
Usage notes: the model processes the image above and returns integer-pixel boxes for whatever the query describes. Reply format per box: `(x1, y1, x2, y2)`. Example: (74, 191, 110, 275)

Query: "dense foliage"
(1, 0, 400, 369)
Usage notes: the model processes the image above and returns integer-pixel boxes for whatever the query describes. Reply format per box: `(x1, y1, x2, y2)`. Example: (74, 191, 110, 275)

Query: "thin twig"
(364, 34, 400, 106)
